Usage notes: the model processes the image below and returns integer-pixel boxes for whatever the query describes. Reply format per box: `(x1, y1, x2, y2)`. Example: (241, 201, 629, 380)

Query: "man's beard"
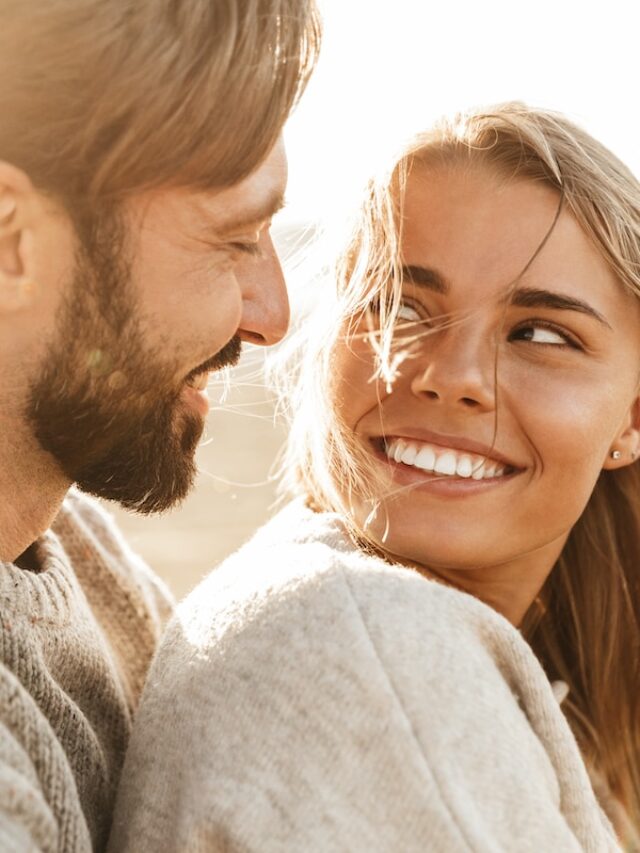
(27, 210, 241, 514)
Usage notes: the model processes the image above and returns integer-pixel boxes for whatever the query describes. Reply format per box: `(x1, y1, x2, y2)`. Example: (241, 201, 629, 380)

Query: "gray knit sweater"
(110, 500, 620, 852)
(0, 488, 173, 853)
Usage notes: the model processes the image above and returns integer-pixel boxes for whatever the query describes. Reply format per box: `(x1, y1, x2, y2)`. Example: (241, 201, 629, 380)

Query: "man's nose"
(409, 323, 496, 411)
(236, 232, 290, 346)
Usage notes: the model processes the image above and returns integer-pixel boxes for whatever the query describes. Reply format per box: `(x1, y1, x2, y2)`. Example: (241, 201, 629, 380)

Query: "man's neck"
(0, 451, 70, 563)
(14, 542, 42, 572)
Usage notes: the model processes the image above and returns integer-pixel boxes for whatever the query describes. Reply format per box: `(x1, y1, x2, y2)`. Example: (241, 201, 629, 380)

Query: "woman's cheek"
(513, 372, 622, 486)
(331, 342, 382, 427)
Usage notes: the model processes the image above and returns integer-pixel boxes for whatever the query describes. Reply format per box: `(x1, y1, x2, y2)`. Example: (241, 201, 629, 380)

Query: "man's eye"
(228, 241, 262, 258)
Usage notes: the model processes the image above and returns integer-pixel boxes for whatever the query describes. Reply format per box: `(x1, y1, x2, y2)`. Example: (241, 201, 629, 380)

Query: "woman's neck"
(419, 533, 569, 627)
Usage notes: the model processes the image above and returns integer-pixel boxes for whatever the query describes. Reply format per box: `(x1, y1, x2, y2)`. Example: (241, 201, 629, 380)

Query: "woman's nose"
(409, 325, 496, 410)
(236, 232, 290, 346)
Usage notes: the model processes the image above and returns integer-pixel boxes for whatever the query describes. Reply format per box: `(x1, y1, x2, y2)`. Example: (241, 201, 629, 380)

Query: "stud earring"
(611, 450, 622, 460)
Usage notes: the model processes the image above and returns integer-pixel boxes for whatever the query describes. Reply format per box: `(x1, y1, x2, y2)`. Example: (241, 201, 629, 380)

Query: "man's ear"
(0, 162, 38, 313)
(603, 396, 640, 470)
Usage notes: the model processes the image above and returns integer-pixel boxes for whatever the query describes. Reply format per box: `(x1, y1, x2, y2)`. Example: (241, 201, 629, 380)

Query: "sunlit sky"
(282, 0, 640, 224)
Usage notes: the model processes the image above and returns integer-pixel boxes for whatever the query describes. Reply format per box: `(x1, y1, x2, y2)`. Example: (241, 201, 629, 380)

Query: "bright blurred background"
(110, 0, 640, 599)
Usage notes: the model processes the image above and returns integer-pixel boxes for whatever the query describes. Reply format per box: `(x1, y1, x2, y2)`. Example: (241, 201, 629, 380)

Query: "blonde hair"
(279, 103, 640, 837)
(0, 0, 320, 207)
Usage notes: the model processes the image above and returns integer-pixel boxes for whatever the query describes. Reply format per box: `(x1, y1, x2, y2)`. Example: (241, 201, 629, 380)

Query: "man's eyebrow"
(216, 191, 286, 235)
(400, 265, 611, 329)
(507, 287, 612, 329)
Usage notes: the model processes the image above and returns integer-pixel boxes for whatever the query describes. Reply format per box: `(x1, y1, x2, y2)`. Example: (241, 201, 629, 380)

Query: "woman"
(110, 104, 640, 851)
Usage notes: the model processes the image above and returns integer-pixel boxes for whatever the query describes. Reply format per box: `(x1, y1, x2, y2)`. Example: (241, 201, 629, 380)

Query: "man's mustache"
(187, 334, 243, 382)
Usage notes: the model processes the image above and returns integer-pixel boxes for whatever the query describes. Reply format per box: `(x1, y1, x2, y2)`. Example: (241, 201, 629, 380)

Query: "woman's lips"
(367, 435, 524, 495)
(383, 436, 516, 479)
(372, 426, 520, 470)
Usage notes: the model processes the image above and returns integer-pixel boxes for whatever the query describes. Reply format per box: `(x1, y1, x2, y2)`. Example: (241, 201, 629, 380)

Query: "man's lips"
(184, 335, 242, 387)
(186, 372, 209, 392)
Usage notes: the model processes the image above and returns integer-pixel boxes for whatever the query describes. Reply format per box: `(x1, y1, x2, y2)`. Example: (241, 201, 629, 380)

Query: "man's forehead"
(194, 141, 288, 234)
(211, 189, 287, 236)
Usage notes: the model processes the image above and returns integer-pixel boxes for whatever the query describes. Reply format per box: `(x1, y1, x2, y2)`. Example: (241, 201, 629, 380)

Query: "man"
(0, 0, 320, 850)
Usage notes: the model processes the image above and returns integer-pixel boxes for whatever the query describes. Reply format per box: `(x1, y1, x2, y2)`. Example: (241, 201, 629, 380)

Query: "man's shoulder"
(52, 488, 174, 629)
(53, 487, 123, 550)
(55, 487, 134, 558)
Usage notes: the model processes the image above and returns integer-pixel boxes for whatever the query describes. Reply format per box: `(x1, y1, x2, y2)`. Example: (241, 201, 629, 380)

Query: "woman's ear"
(0, 162, 38, 313)
(603, 396, 640, 470)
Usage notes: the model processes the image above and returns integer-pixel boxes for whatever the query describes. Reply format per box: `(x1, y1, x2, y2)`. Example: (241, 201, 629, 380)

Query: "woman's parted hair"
(0, 0, 321, 206)
(279, 102, 640, 841)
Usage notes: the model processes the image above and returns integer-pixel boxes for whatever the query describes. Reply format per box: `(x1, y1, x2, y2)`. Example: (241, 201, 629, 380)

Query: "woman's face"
(332, 163, 640, 594)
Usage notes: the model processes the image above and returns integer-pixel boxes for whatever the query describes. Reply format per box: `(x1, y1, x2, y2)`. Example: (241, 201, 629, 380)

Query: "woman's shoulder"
(119, 504, 604, 853)
(143, 502, 534, 742)
(169, 501, 521, 677)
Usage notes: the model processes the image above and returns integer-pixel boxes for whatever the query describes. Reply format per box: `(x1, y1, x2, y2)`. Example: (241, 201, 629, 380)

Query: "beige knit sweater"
(110, 501, 620, 852)
(0, 488, 173, 853)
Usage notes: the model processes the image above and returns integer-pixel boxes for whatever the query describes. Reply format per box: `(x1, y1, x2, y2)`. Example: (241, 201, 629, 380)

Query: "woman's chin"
(352, 505, 500, 572)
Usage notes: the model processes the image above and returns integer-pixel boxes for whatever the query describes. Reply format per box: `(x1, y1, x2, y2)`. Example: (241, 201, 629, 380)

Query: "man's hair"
(0, 0, 320, 206)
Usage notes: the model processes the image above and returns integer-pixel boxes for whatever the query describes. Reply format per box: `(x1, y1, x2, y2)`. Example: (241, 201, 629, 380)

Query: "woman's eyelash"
(367, 296, 423, 317)
(368, 296, 583, 351)
(509, 320, 583, 350)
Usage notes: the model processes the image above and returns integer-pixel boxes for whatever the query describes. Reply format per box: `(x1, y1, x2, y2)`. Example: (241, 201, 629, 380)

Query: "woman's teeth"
(384, 438, 508, 480)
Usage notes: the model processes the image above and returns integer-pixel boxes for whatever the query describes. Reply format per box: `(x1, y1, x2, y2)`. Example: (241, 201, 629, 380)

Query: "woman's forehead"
(401, 164, 560, 261)
(398, 165, 632, 317)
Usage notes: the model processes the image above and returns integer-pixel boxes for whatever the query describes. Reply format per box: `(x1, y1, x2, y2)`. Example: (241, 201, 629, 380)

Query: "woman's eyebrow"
(401, 265, 611, 329)
(401, 265, 449, 293)
(507, 287, 612, 329)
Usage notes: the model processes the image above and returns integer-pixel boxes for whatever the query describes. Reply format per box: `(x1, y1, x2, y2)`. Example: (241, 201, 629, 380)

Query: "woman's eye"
(366, 297, 422, 323)
(511, 324, 575, 347)
(396, 302, 422, 323)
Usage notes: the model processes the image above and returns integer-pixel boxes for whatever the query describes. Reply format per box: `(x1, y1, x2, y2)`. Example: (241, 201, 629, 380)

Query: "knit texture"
(0, 489, 173, 853)
(110, 500, 620, 852)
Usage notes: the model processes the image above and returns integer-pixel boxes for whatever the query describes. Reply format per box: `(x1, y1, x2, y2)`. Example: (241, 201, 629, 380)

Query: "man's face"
(26, 140, 289, 513)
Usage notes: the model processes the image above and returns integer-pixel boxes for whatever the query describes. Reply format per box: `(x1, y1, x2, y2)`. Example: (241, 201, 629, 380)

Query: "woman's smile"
(366, 430, 524, 496)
